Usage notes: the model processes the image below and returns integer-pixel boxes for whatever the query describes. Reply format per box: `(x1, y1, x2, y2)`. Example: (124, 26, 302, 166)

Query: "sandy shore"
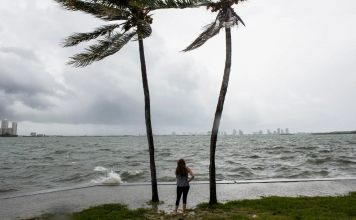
(1, 179, 356, 220)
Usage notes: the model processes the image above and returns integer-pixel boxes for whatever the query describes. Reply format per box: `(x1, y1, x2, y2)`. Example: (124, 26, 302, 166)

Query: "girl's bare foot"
(173, 211, 177, 216)
(183, 213, 186, 217)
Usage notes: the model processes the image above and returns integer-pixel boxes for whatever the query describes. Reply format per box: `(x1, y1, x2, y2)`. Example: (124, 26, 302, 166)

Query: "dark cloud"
(0, 47, 63, 111)
(66, 97, 145, 125)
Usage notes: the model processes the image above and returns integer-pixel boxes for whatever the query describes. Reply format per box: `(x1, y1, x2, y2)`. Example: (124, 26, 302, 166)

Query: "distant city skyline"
(0, 117, 349, 136)
(169, 127, 293, 136)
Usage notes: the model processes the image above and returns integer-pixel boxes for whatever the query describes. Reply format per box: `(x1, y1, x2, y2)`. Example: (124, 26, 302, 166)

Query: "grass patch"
(25, 204, 152, 220)
(196, 192, 356, 219)
(25, 192, 356, 220)
(146, 200, 165, 205)
(72, 204, 149, 220)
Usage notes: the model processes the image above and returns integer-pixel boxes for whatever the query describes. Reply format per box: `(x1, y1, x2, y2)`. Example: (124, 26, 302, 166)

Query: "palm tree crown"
(183, 0, 246, 52)
(55, 0, 203, 67)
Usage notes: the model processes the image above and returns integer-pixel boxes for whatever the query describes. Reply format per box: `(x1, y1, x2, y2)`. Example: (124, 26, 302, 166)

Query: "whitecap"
(127, 170, 144, 175)
(94, 166, 107, 172)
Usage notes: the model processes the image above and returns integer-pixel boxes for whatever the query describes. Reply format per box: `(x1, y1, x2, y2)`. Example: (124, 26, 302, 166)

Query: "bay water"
(1, 135, 356, 196)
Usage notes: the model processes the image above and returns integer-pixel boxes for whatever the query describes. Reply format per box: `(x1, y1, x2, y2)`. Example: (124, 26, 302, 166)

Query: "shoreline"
(2, 177, 356, 200)
(25, 192, 356, 219)
(2, 179, 356, 219)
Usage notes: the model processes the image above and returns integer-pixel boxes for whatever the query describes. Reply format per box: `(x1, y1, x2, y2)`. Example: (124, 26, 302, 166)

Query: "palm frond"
(91, 0, 126, 6)
(182, 11, 223, 52)
(91, 0, 131, 10)
(67, 31, 136, 67)
(135, 20, 152, 40)
(224, 8, 245, 28)
(55, 0, 130, 21)
(232, 11, 245, 27)
(62, 24, 122, 47)
(98, 4, 131, 19)
(131, 0, 210, 10)
(182, 8, 245, 52)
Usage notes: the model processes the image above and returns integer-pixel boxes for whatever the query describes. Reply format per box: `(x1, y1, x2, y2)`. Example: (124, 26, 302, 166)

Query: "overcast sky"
(0, 0, 355, 135)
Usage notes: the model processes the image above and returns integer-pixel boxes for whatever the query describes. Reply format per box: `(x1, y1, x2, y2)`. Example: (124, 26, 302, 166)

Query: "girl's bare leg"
(183, 204, 186, 216)
(174, 205, 178, 215)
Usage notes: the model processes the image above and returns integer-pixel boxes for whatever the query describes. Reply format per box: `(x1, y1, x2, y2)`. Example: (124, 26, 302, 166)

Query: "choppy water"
(1, 135, 356, 195)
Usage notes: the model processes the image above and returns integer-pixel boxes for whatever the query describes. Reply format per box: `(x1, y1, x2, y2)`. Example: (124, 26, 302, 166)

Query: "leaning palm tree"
(183, 0, 246, 205)
(54, 0, 204, 202)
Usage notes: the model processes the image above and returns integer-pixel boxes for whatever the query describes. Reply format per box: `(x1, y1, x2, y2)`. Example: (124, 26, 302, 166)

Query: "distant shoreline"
(312, 131, 356, 135)
(0, 134, 18, 137)
(9, 132, 356, 137)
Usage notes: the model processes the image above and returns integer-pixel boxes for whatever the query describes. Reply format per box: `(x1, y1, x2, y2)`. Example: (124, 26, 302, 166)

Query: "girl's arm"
(187, 167, 195, 182)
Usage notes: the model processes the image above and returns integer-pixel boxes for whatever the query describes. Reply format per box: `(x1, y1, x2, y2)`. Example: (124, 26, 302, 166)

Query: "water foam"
(91, 171, 122, 184)
(126, 170, 144, 176)
(94, 166, 107, 172)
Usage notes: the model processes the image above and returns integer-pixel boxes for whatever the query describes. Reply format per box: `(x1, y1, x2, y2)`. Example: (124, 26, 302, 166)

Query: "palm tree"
(182, 0, 246, 205)
(54, 0, 203, 202)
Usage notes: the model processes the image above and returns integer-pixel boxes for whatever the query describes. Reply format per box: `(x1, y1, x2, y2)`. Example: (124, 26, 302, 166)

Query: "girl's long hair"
(175, 159, 188, 176)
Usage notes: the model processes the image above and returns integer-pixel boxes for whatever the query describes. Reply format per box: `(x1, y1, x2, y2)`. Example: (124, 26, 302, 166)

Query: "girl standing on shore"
(174, 159, 194, 216)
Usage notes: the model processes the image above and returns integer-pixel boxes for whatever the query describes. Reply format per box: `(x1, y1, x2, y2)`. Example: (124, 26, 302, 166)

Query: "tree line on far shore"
(54, 0, 247, 205)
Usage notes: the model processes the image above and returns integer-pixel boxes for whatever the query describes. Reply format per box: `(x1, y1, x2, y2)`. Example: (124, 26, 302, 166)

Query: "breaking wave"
(91, 170, 122, 184)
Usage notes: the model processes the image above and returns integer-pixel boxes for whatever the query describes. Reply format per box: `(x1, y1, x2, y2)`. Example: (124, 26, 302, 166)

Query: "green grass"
(25, 204, 154, 220)
(72, 204, 149, 220)
(25, 192, 356, 220)
(196, 192, 356, 219)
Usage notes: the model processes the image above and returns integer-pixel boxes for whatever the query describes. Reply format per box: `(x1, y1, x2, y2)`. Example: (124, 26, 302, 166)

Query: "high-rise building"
(259, 130, 263, 135)
(1, 119, 8, 129)
(267, 129, 271, 134)
(2, 128, 12, 135)
(1, 120, 19, 136)
(281, 129, 285, 134)
(233, 129, 237, 135)
(286, 128, 289, 134)
(31, 132, 36, 136)
(239, 130, 243, 135)
(277, 128, 280, 134)
(172, 132, 176, 136)
(224, 132, 227, 136)
(12, 122, 18, 135)
(274, 131, 277, 134)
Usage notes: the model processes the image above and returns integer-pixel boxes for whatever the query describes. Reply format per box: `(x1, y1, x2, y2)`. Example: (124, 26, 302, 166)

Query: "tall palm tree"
(183, 0, 246, 205)
(55, 0, 203, 202)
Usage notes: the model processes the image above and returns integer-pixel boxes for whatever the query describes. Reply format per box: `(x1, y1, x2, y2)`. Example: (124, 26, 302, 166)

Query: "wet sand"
(1, 179, 356, 220)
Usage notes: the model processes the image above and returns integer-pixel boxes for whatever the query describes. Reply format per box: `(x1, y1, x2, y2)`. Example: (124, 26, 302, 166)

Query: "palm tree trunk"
(209, 26, 232, 205)
(138, 39, 159, 202)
